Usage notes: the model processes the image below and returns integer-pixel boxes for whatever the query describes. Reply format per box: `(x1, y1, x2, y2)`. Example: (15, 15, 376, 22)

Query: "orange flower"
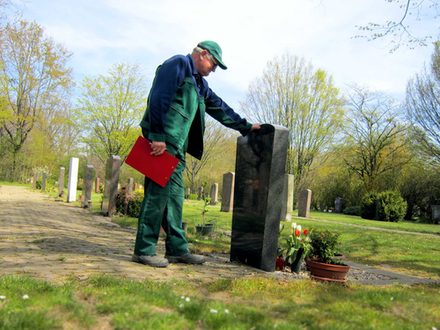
(295, 229, 301, 237)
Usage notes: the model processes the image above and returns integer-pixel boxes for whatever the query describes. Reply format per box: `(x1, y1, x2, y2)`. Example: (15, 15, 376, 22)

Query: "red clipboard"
(124, 136, 179, 187)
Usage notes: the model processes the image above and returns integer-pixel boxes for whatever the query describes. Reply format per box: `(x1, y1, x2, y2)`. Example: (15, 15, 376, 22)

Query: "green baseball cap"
(197, 40, 227, 70)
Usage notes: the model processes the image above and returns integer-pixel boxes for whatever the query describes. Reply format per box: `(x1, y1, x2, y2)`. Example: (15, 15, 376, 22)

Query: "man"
(133, 40, 260, 267)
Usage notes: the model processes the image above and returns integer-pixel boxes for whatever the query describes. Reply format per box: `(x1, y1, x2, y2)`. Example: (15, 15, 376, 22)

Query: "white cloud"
(16, 0, 438, 107)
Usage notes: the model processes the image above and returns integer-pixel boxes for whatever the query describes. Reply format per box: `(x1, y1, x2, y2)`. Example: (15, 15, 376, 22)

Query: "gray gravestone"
(210, 183, 218, 205)
(32, 173, 38, 189)
(221, 172, 235, 212)
(67, 157, 79, 202)
(58, 167, 65, 197)
(101, 155, 121, 216)
(298, 189, 312, 218)
(335, 197, 343, 213)
(230, 124, 289, 272)
(82, 165, 94, 208)
(280, 174, 294, 221)
(41, 173, 47, 192)
(185, 187, 191, 199)
(431, 205, 440, 224)
(197, 186, 204, 200)
(127, 178, 134, 195)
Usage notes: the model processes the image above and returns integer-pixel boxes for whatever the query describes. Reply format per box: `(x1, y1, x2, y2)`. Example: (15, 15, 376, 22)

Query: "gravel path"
(0, 185, 436, 285)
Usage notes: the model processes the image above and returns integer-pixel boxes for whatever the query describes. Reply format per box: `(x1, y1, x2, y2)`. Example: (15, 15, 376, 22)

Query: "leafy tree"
(406, 41, 440, 163)
(0, 20, 72, 180)
(240, 53, 344, 191)
(343, 87, 409, 191)
(355, 0, 439, 51)
(77, 63, 147, 163)
(310, 150, 364, 211)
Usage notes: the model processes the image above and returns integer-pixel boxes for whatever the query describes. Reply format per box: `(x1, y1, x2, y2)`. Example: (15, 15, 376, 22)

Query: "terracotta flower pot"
(306, 259, 350, 283)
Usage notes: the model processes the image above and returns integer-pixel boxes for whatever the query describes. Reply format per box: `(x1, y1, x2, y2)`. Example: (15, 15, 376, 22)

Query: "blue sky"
(11, 0, 438, 109)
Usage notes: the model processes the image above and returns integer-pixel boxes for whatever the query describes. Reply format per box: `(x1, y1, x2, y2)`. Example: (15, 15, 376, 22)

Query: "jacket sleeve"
(205, 88, 252, 136)
(146, 56, 186, 142)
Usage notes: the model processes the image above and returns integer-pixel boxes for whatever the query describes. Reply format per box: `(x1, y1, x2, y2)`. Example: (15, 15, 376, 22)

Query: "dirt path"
(0, 185, 436, 285)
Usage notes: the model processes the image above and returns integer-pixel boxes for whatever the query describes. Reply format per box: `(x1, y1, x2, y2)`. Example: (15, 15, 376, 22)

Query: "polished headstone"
(230, 124, 289, 272)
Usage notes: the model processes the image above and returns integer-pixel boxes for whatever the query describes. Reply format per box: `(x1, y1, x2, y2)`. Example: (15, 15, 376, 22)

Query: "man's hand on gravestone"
(251, 123, 261, 131)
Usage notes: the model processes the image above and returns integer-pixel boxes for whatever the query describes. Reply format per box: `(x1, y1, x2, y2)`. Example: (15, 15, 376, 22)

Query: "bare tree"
(355, 0, 440, 51)
(343, 87, 409, 191)
(406, 41, 440, 163)
(241, 52, 344, 190)
(185, 120, 230, 193)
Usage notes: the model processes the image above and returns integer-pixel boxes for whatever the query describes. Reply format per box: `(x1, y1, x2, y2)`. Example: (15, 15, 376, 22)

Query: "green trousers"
(134, 153, 189, 257)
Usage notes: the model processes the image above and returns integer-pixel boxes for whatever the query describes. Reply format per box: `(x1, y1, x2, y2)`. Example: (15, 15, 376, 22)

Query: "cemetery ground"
(0, 185, 439, 329)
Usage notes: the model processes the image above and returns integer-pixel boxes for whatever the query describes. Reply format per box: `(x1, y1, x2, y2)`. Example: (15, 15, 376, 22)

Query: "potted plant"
(306, 229, 350, 283)
(195, 197, 214, 235)
(282, 223, 311, 273)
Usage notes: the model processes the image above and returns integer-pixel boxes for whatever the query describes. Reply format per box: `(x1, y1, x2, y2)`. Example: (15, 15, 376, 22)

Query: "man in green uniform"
(133, 40, 260, 267)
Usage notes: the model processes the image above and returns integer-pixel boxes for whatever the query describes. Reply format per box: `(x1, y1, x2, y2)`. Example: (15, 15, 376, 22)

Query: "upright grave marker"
(221, 172, 235, 212)
(41, 173, 47, 192)
(210, 183, 218, 205)
(127, 178, 134, 195)
(58, 167, 65, 197)
(230, 124, 289, 272)
(101, 155, 121, 216)
(67, 157, 79, 203)
(298, 189, 312, 218)
(82, 165, 95, 208)
(281, 174, 294, 221)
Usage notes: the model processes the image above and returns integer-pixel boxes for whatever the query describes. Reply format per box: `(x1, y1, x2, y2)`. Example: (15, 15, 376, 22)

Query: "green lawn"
(2, 186, 440, 329)
(0, 275, 439, 329)
(112, 199, 440, 280)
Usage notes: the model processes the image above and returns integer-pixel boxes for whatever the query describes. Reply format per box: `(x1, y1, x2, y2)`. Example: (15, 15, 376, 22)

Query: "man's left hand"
(251, 123, 261, 131)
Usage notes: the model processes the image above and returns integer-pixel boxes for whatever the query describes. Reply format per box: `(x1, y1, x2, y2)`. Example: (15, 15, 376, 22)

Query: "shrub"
(116, 189, 144, 218)
(126, 190, 144, 218)
(361, 192, 379, 219)
(343, 205, 361, 216)
(188, 193, 198, 200)
(361, 190, 407, 222)
(377, 191, 407, 222)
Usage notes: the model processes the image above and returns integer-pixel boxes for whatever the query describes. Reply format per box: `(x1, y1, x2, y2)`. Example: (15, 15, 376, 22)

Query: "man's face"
(195, 50, 217, 76)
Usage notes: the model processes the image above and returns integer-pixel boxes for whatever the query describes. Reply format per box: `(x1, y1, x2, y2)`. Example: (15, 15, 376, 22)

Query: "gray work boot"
(132, 254, 169, 268)
(166, 253, 206, 264)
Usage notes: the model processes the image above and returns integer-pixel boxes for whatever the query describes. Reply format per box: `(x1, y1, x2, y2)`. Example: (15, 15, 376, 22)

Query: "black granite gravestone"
(230, 124, 289, 271)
